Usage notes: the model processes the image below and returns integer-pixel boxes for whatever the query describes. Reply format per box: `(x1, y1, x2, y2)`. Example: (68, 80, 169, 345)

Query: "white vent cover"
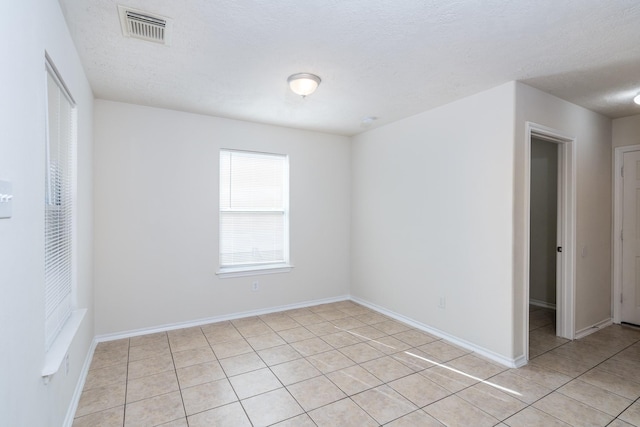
(118, 5, 172, 45)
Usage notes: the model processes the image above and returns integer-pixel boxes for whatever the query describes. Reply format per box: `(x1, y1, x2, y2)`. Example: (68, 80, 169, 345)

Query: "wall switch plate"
(0, 180, 12, 219)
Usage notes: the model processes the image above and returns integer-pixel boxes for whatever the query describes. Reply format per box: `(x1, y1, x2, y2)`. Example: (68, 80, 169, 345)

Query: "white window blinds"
(44, 61, 76, 351)
(219, 150, 289, 269)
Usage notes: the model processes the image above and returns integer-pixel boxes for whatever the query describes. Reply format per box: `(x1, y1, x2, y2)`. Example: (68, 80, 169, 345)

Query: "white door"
(622, 150, 640, 325)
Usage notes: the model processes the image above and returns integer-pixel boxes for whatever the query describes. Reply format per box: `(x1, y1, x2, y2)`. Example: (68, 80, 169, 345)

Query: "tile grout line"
(164, 332, 189, 426)
(227, 320, 258, 427)
(122, 338, 130, 427)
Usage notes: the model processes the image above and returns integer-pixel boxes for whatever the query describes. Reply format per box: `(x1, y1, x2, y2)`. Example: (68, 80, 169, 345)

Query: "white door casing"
(523, 122, 576, 362)
(614, 145, 640, 324)
(621, 150, 640, 325)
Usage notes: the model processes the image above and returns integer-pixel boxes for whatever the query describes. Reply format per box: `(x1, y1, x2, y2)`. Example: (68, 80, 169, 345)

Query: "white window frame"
(42, 54, 86, 381)
(217, 149, 292, 278)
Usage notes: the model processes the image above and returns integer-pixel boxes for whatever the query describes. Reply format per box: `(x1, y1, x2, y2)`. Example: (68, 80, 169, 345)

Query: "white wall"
(0, 1, 94, 425)
(530, 138, 558, 306)
(613, 114, 640, 148)
(351, 83, 517, 361)
(514, 83, 612, 354)
(93, 100, 351, 335)
(351, 81, 612, 363)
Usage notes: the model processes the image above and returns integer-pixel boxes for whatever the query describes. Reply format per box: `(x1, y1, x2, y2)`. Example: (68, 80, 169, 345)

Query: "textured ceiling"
(59, 0, 640, 136)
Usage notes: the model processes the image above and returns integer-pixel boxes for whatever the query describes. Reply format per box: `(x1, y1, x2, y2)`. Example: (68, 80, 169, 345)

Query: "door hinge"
(621, 293, 623, 304)
(622, 166, 624, 177)
(621, 229, 624, 241)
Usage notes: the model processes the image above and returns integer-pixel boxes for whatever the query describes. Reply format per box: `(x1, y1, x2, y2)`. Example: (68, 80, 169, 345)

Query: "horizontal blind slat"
(44, 64, 75, 351)
(219, 150, 288, 268)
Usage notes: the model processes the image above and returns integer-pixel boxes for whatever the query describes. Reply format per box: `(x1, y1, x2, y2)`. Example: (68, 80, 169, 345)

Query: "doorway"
(529, 137, 560, 357)
(613, 145, 640, 327)
(524, 122, 576, 361)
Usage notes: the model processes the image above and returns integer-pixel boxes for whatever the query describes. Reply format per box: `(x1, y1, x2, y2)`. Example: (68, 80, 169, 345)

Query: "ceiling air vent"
(118, 5, 172, 45)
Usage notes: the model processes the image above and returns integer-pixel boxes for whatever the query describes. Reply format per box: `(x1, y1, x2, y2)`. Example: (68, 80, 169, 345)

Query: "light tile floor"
(528, 305, 568, 359)
(73, 301, 640, 426)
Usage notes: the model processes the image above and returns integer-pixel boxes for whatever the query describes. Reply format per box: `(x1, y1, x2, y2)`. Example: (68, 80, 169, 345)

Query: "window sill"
(42, 308, 86, 383)
(216, 264, 294, 279)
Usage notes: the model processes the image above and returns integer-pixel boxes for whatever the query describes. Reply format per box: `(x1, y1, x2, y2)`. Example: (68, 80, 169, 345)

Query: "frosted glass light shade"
(634, 94, 640, 105)
(288, 73, 321, 97)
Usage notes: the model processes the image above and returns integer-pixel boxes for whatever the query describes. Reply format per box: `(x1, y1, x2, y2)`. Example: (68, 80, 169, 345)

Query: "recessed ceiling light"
(634, 94, 640, 105)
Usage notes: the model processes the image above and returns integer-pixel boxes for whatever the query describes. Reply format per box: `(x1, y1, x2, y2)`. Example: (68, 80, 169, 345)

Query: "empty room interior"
(5, 1, 640, 426)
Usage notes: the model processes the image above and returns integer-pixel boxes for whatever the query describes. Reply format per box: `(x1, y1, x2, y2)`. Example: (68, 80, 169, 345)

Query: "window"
(44, 58, 76, 351)
(218, 149, 290, 276)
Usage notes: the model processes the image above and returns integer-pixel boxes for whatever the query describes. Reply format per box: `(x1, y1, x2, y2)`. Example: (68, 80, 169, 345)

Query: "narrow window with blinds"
(44, 59, 76, 351)
(218, 149, 291, 276)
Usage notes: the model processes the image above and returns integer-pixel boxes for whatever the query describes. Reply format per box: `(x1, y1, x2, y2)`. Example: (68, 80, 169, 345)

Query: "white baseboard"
(63, 338, 98, 427)
(95, 293, 523, 368)
(512, 354, 527, 368)
(68, 295, 350, 424)
(575, 317, 613, 340)
(71, 291, 525, 425)
(95, 295, 350, 343)
(529, 299, 556, 310)
(350, 296, 521, 368)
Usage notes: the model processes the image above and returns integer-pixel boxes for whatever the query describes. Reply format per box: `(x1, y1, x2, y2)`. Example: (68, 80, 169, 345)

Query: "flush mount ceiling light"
(287, 73, 321, 97)
(634, 94, 640, 105)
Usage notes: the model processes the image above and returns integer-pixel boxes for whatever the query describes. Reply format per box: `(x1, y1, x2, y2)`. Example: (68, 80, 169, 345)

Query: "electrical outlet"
(438, 297, 446, 309)
(252, 281, 259, 292)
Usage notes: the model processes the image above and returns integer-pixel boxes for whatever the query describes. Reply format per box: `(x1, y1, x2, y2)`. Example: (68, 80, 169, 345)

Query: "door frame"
(524, 122, 576, 358)
(612, 144, 640, 324)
